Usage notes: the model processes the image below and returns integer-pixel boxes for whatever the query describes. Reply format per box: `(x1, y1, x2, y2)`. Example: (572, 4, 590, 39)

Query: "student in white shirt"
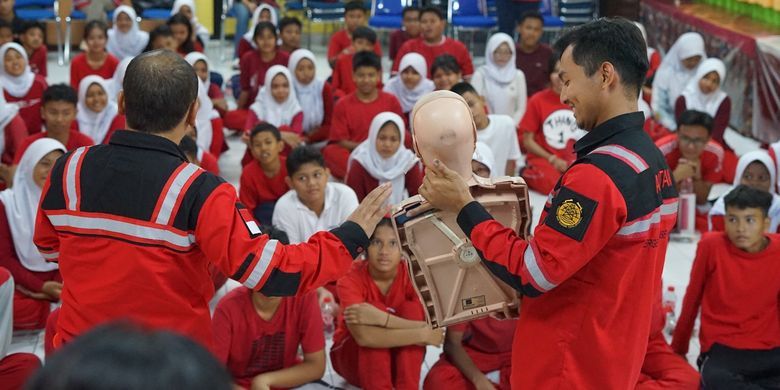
(470, 32, 527, 124)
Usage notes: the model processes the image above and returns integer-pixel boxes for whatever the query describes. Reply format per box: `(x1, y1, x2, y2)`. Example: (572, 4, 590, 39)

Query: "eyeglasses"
(678, 135, 708, 146)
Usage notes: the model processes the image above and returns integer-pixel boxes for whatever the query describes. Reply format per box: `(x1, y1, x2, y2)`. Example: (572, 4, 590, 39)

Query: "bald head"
(123, 50, 199, 134)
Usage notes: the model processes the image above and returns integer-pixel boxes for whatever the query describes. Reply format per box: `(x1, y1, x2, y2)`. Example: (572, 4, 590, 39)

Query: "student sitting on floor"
(327, 0, 382, 68)
(515, 11, 552, 98)
(168, 13, 203, 56)
(384, 52, 434, 118)
(239, 124, 289, 225)
(278, 16, 302, 55)
(431, 54, 463, 91)
(246, 65, 303, 151)
(472, 32, 527, 123)
(0, 42, 48, 134)
(236, 3, 278, 60)
(185, 52, 228, 116)
(389, 6, 420, 64)
(76, 76, 124, 144)
(106, 6, 149, 60)
(18, 21, 46, 77)
(0, 268, 41, 389)
(331, 26, 382, 100)
(70, 20, 119, 90)
(288, 49, 333, 145)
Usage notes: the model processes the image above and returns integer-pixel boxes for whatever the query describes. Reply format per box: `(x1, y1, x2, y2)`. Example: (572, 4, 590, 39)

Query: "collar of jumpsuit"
(573, 112, 646, 157)
(109, 130, 189, 162)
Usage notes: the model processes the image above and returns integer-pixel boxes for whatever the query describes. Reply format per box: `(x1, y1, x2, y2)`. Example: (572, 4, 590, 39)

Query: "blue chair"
(286, 0, 305, 11)
(15, 0, 79, 65)
(448, 0, 496, 50)
(13, 0, 54, 8)
(558, 0, 595, 25)
(142, 7, 172, 19)
(304, 0, 345, 49)
(540, 0, 564, 42)
(368, 0, 406, 30)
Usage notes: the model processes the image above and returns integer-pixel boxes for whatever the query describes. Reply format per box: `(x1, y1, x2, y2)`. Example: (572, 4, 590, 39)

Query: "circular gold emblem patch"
(556, 199, 583, 228)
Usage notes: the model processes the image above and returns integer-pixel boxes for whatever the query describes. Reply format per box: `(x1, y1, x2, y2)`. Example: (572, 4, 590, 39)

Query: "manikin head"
(410, 90, 476, 181)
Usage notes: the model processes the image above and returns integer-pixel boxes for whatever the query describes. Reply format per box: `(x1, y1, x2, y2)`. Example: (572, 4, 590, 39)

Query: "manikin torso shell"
(394, 91, 532, 328)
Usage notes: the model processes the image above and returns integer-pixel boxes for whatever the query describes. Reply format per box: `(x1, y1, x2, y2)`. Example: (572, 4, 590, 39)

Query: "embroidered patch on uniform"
(544, 186, 597, 242)
(237, 205, 262, 238)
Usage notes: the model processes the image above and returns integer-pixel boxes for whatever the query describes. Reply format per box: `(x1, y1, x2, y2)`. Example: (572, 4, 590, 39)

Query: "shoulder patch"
(544, 186, 598, 242)
(237, 203, 262, 238)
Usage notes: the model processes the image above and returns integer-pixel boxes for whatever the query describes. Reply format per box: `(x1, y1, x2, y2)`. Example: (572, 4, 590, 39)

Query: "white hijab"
(480, 33, 521, 117)
(250, 65, 302, 129)
(77, 76, 119, 144)
(0, 43, 35, 98)
(243, 4, 278, 48)
(473, 141, 496, 177)
(633, 22, 657, 63)
(109, 56, 133, 103)
(654, 32, 706, 105)
(171, 0, 210, 40)
(0, 86, 20, 156)
(194, 78, 219, 152)
(288, 49, 325, 133)
(680, 57, 727, 118)
(349, 112, 418, 205)
(107, 6, 149, 60)
(0, 139, 66, 272)
(184, 52, 211, 90)
(384, 52, 435, 113)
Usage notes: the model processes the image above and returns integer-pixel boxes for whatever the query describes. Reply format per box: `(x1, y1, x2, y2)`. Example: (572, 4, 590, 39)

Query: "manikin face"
(33, 150, 64, 188)
(85, 83, 108, 113)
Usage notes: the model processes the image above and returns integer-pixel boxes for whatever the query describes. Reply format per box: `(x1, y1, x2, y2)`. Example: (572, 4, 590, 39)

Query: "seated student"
(331, 218, 444, 390)
(327, 1, 382, 68)
(193, 79, 226, 158)
(107, 6, 149, 60)
(331, 26, 382, 99)
(389, 6, 420, 64)
(392, 7, 473, 79)
(0, 20, 12, 46)
(18, 21, 46, 77)
(472, 141, 496, 179)
(345, 112, 422, 204)
(272, 146, 358, 245)
(14, 85, 94, 163)
(288, 49, 333, 145)
(278, 16, 302, 55)
(675, 58, 731, 149)
(246, 65, 303, 151)
(238, 22, 289, 111)
(143, 25, 177, 53)
(185, 52, 228, 115)
(384, 52, 434, 118)
(239, 124, 289, 225)
(76, 76, 124, 144)
(0, 139, 65, 331)
(473, 32, 527, 123)
(167, 13, 203, 55)
(237, 4, 278, 61)
(0, 42, 47, 135)
(515, 11, 552, 98)
(108, 56, 132, 103)
(182, 126, 220, 175)
(671, 185, 780, 390)
(652, 32, 705, 131)
(171, 0, 210, 47)
(70, 20, 119, 91)
(323, 51, 404, 179)
(709, 150, 780, 233)
(213, 230, 326, 390)
(0, 87, 26, 173)
(0, 268, 42, 389)
(431, 54, 463, 91)
(633, 22, 661, 82)
(452, 82, 521, 177)
(520, 56, 584, 194)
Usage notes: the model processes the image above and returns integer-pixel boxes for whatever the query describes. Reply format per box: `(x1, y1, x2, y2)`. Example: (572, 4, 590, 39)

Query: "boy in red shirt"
(331, 26, 381, 99)
(322, 51, 404, 179)
(672, 185, 780, 389)
(392, 7, 473, 79)
(19, 21, 46, 78)
(331, 218, 444, 390)
(278, 17, 301, 55)
(515, 11, 553, 97)
(239, 124, 289, 225)
(327, 1, 382, 68)
(389, 6, 420, 63)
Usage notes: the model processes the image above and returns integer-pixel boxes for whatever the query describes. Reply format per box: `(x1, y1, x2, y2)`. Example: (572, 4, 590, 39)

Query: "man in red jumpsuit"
(420, 19, 678, 389)
(33, 50, 391, 352)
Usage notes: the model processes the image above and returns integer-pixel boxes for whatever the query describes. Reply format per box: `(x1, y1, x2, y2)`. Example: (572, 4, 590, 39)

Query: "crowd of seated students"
(1, 0, 779, 388)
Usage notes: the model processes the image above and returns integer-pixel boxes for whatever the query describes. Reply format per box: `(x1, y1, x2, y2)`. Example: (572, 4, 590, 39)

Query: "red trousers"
(0, 353, 40, 390)
(44, 307, 60, 356)
(12, 269, 59, 331)
(635, 332, 700, 389)
(322, 144, 350, 180)
(209, 118, 227, 157)
(423, 348, 512, 390)
(330, 301, 426, 390)
(521, 155, 563, 195)
(223, 109, 248, 132)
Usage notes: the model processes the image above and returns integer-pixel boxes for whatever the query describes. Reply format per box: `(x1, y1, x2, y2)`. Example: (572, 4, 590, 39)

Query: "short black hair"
(352, 50, 381, 72)
(144, 25, 173, 52)
(83, 20, 108, 40)
(724, 185, 773, 216)
(286, 145, 325, 176)
(250, 122, 281, 142)
(518, 10, 544, 26)
(548, 49, 561, 75)
(24, 322, 232, 390)
(431, 54, 461, 75)
(677, 109, 714, 135)
(420, 6, 445, 20)
(42, 84, 77, 106)
(344, 0, 367, 14)
(167, 13, 196, 53)
(450, 81, 478, 97)
(553, 18, 648, 98)
(278, 16, 302, 32)
(178, 134, 198, 161)
(402, 6, 420, 18)
(123, 50, 199, 133)
(253, 21, 278, 41)
(352, 26, 377, 45)
(20, 20, 44, 35)
(372, 218, 393, 238)
(258, 225, 290, 244)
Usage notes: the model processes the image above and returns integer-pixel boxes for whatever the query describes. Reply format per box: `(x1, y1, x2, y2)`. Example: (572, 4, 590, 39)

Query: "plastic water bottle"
(321, 297, 337, 338)
(676, 177, 696, 239)
(663, 286, 678, 336)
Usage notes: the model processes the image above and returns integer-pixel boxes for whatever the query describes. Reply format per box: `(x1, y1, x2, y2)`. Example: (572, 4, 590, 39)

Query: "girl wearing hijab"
(185, 52, 228, 115)
(708, 150, 780, 233)
(237, 4, 278, 60)
(247, 65, 303, 150)
(194, 79, 225, 157)
(472, 141, 496, 179)
(652, 32, 706, 131)
(76, 76, 123, 144)
(384, 52, 435, 117)
(633, 22, 662, 80)
(167, 13, 202, 55)
(107, 56, 132, 104)
(1, 42, 48, 135)
(0, 139, 65, 330)
(171, 0, 210, 46)
(471, 32, 528, 123)
(675, 57, 731, 147)
(0, 86, 27, 170)
(345, 112, 422, 204)
(288, 49, 333, 146)
(107, 6, 149, 60)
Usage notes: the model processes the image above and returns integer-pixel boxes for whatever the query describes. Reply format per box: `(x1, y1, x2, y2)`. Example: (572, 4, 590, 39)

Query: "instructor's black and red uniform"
(456, 112, 678, 389)
(33, 130, 368, 351)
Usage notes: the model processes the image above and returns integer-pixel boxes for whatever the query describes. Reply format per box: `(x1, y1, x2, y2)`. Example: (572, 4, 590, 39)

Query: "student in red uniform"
(19, 21, 46, 77)
(431, 54, 463, 91)
(278, 16, 301, 55)
(246, 65, 303, 151)
(384, 52, 434, 117)
(240, 124, 289, 224)
(0, 87, 26, 170)
(106, 6, 149, 60)
(182, 127, 220, 175)
(331, 26, 382, 99)
(515, 11, 553, 97)
(520, 56, 584, 194)
(171, 0, 210, 47)
(0, 267, 42, 390)
(327, 1, 382, 68)
(185, 52, 228, 115)
(0, 139, 65, 330)
(143, 25, 178, 53)
(14, 85, 94, 163)
(346, 112, 422, 203)
(675, 58, 731, 149)
(76, 76, 124, 144)
(323, 51, 404, 179)
(236, 4, 278, 60)
(70, 21, 119, 90)
(392, 7, 473, 79)
(331, 218, 444, 390)
(1, 42, 47, 135)
(672, 185, 780, 389)
(168, 13, 203, 56)
(288, 48, 333, 146)
(389, 6, 420, 63)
